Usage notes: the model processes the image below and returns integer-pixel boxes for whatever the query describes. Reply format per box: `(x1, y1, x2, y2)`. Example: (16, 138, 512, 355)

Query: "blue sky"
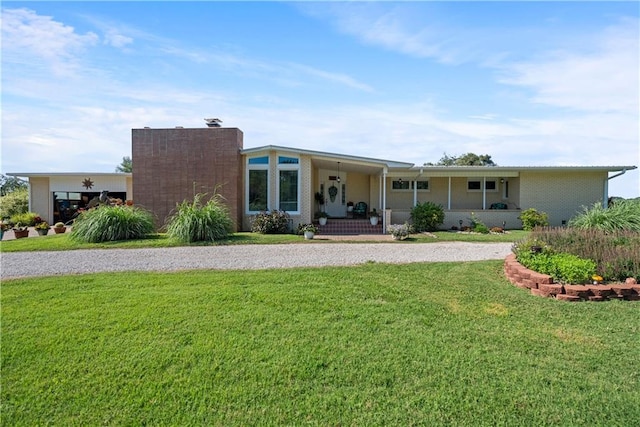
(2, 1, 639, 197)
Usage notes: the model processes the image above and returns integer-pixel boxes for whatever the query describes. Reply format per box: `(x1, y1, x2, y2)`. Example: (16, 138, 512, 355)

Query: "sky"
(2, 1, 639, 198)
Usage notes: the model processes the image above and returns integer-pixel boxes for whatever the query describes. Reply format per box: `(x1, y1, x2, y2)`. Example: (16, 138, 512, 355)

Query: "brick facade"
(132, 127, 243, 230)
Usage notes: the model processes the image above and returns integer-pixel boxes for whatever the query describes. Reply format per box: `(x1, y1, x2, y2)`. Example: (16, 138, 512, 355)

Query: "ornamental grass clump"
(71, 205, 155, 243)
(569, 199, 640, 232)
(165, 193, 234, 243)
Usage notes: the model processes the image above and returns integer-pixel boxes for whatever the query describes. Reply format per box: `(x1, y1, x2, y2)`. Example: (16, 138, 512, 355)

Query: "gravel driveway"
(1, 242, 513, 279)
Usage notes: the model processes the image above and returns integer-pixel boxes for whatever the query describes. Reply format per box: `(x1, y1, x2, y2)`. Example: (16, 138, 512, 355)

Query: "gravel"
(1, 242, 513, 279)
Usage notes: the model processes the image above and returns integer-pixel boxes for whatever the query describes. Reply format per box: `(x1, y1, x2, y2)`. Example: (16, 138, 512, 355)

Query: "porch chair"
(353, 202, 367, 218)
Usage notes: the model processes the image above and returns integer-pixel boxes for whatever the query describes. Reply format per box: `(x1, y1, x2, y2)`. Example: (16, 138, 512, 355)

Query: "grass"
(0, 230, 528, 252)
(2, 261, 639, 425)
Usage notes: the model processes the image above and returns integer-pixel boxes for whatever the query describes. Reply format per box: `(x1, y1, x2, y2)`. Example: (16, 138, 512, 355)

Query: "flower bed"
(504, 254, 639, 302)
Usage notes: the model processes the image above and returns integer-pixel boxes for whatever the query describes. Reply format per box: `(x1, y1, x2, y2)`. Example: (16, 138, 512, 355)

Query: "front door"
(325, 180, 345, 217)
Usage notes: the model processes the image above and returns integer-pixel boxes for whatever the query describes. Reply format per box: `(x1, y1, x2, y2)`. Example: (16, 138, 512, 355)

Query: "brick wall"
(132, 127, 243, 230)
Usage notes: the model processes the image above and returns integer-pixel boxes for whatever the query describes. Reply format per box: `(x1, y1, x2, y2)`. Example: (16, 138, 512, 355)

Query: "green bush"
(70, 205, 155, 243)
(9, 212, 39, 226)
(251, 210, 291, 234)
(0, 188, 29, 219)
(410, 202, 444, 232)
(514, 242, 596, 284)
(569, 199, 640, 232)
(166, 193, 234, 243)
(519, 208, 549, 231)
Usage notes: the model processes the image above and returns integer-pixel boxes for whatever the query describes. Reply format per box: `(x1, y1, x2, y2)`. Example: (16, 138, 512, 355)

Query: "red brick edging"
(504, 254, 639, 302)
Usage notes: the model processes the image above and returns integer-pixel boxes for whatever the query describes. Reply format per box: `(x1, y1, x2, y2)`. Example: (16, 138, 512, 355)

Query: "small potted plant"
(12, 222, 30, 239)
(53, 222, 67, 234)
(0, 220, 11, 240)
(34, 220, 50, 236)
(298, 223, 318, 240)
(317, 211, 328, 226)
(369, 209, 380, 225)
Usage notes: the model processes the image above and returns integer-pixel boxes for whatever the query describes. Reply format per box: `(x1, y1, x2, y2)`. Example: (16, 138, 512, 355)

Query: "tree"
(115, 156, 132, 173)
(1, 174, 28, 196)
(426, 153, 497, 166)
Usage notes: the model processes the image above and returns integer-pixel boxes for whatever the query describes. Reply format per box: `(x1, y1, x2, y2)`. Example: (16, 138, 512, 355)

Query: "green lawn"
(2, 261, 638, 425)
(0, 230, 528, 252)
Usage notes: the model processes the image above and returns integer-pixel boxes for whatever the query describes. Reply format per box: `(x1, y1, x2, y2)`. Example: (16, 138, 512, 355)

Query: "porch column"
(381, 170, 387, 233)
(482, 176, 486, 210)
(447, 177, 452, 210)
(413, 180, 417, 206)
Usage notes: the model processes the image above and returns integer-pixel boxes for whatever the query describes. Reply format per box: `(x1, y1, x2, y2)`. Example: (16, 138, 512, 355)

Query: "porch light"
(459, 220, 463, 228)
(336, 162, 341, 183)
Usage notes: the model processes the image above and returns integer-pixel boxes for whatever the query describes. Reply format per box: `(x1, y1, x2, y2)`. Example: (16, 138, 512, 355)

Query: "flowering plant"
(35, 221, 50, 230)
(12, 222, 28, 232)
(297, 223, 318, 234)
(387, 223, 412, 240)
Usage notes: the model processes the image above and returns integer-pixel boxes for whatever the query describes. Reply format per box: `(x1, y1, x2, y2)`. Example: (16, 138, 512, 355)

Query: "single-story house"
(10, 124, 636, 233)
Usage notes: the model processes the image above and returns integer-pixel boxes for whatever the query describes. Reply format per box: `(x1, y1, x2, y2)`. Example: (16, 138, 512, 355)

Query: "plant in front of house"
(469, 212, 490, 234)
(34, 220, 50, 235)
(165, 193, 233, 243)
(297, 223, 318, 234)
(10, 212, 39, 227)
(569, 199, 640, 232)
(251, 210, 290, 234)
(387, 223, 412, 240)
(71, 205, 156, 243)
(519, 208, 549, 231)
(410, 201, 445, 232)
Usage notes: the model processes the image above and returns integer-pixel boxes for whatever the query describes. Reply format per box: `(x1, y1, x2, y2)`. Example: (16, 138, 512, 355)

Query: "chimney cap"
(204, 118, 222, 127)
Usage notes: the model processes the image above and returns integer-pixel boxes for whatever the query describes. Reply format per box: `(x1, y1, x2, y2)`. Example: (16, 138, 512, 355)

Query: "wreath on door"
(328, 184, 338, 202)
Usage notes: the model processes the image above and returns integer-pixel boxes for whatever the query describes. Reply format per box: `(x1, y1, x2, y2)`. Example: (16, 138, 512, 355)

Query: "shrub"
(569, 199, 640, 232)
(71, 205, 156, 243)
(166, 193, 234, 243)
(519, 208, 549, 231)
(251, 210, 290, 234)
(0, 188, 29, 219)
(410, 202, 444, 232)
(9, 212, 39, 226)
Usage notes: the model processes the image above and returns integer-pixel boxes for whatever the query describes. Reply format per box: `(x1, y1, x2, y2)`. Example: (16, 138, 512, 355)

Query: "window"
(278, 156, 299, 164)
(248, 170, 268, 211)
(468, 180, 482, 191)
(279, 170, 298, 211)
(248, 156, 269, 165)
(392, 180, 410, 190)
(247, 156, 269, 212)
(277, 154, 300, 213)
(414, 181, 429, 190)
(467, 179, 498, 192)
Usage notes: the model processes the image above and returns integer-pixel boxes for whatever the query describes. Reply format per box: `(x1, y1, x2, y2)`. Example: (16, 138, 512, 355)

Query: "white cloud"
(1, 8, 98, 75)
(500, 18, 639, 114)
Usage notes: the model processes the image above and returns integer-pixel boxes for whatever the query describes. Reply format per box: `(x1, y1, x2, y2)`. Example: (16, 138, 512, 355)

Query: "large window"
(248, 170, 268, 211)
(277, 155, 300, 213)
(279, 170, 298, 211)
(247, 156, 269, 212)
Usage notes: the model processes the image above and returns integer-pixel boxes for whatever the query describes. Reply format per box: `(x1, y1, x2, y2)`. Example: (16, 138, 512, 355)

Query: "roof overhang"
(7, 172, 131, 178)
